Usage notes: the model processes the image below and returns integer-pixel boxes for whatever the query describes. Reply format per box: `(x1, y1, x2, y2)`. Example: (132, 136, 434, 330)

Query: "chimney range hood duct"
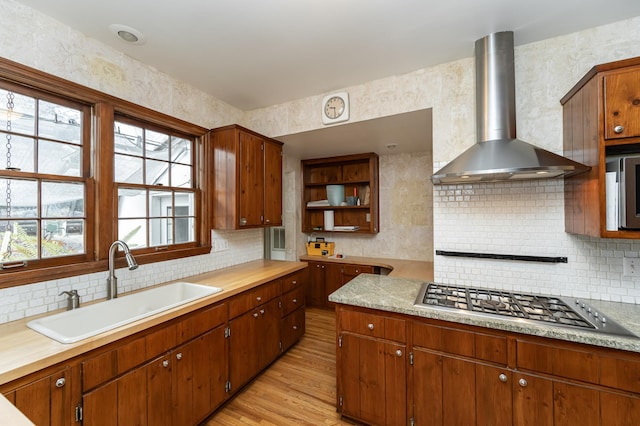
(431, 31, 590, 185)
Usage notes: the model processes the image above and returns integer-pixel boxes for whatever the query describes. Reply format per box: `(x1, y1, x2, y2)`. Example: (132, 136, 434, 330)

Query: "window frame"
(0, 57, 211, 289)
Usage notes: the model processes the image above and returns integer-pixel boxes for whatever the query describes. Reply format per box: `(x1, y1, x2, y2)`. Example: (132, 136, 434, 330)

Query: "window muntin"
(114, 118, 196, 249)
(0, 87, 87, 263)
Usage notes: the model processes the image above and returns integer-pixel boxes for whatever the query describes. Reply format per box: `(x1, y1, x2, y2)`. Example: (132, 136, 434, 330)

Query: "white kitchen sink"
(27, 282, 222, 344)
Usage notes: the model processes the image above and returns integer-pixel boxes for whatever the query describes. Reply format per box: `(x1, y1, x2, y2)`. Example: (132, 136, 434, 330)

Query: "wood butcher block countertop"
(299, 254, 434, 281)
(0, 259, 307, 387)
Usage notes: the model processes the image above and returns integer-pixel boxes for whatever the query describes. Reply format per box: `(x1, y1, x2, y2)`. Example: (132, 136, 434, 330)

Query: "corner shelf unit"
(301, 153, 379, 234)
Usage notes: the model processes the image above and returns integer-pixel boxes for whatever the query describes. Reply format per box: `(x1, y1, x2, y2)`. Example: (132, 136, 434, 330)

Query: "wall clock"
(322, 92, 349, 124)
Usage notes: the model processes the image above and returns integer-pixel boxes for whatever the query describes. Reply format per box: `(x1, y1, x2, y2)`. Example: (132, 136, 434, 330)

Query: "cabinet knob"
(614, 125, 625, 134)
(256, 296, 262, 302)
(367, 323, 374, 330)
(240, 217, 247, 226)
(292, 298, 298, 304)
(395, 349, 402, 357)
(253, 312, 259, 318)
(293, 325, 298, 330)
(162, 360, 169, 368)
(292, 280, 297, 285)
(55, 378, 66, 388)
(499, 374, 508, 383)
(176, 352, 182, 360)
(265, 219, 270, 223)
(518, 378, 528, 387)
(260, 309, 265, 315)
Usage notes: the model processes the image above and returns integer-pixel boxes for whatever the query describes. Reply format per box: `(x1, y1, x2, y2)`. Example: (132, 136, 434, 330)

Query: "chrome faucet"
(106, 240, 138, 300)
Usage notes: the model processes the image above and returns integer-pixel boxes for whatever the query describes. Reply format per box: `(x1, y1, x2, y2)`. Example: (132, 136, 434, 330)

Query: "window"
(0, 85, 91, 266)
(114, 116, 196, 250)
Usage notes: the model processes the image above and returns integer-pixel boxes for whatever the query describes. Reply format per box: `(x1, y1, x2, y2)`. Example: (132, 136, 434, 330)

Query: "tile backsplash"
(0, 229, 263, 324)
(433, 178, 640, 303)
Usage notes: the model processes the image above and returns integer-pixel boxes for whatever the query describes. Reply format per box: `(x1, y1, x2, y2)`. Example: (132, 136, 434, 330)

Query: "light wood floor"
(204, 308, 355, 425)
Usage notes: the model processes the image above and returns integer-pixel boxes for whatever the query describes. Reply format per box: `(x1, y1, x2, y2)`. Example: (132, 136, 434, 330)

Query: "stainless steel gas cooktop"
(414, 282, 636, 338)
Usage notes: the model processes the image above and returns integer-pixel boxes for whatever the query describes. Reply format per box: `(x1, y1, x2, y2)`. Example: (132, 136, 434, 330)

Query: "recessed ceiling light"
(108, 24, 146, 45)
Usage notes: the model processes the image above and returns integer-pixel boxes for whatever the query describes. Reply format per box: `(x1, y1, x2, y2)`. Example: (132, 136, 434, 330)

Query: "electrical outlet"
(623, 257, 638, 276)
(213, 239, 229, 252)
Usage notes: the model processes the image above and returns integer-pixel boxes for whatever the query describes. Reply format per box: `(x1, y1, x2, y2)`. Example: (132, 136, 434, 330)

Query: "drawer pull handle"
(395, 350, 402, 357)
(162, 360, 169, 368)
(499, 374, 508, 383)
(614, 125, 625, 134)
(518, 378, 528, 387)
(367, 323, 374, 330)
(55, 378, 66, 388)
(176, 353, 182, 360)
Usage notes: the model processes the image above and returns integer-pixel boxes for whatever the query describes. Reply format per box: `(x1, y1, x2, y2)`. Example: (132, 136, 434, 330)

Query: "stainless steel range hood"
(431, 31, 590, 185)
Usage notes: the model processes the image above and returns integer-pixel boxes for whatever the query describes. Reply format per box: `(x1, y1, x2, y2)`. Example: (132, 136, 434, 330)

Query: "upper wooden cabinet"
(562, 56, 640, 238)
(209, 125, 283, 229)
(302, 153, 379, 234)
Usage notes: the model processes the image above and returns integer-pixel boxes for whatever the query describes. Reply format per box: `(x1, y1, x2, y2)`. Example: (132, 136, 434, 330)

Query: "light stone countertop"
(328, 273, 640, 353)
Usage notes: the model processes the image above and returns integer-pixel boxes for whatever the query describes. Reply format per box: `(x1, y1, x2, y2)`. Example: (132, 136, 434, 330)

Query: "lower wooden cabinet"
(2, 366, 76, 426)
(306, 260, 377, 309)
(337, 304, 640, 426)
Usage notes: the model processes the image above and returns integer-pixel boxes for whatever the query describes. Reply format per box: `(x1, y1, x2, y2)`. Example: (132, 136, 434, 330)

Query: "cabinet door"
(256, 298, 282, 370)
(238, 131, 264, 227)
(146, 355, 172, 426)
(412, 348, 443, 425)
(83, 365, 147, 426)
(9, 367, 72, 426)
(475, 363, 512, 426)
(339, 333, 406, 426)
(604, 70, 640, 140)
(281, 306, 305, 352)
(512, 372, 553, 426)
(600, 389, 640, 425)
(306, 261, 326, 308)
(263, 139, 282, 226)
(324, 262, 345, 309)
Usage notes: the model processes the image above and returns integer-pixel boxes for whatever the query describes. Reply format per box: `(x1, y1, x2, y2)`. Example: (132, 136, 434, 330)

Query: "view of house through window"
(0, 87, 86, 262)
(114, 118, 195, 249)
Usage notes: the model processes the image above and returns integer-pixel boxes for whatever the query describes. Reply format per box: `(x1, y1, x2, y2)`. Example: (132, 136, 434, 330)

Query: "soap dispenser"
(59, 290, 80, 310)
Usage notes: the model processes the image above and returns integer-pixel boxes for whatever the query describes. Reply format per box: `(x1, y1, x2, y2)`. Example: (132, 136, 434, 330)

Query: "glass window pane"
(0, 89, 35, 135)
(171, 137, 192, 165)
(0, 135, 35, 172)
(114, 122, 143, 155)
(42, 219, 84, 258)
(145, 129, 169, 161)
(115, 153, 144, 184)
(0, 220, 38, 261)
(170, 163, 192, 188)
(146, 159, 169, 185)
(118, 188, 146, 218)
(174, 192, 194, 216)
(0, 179, 37, 219)
(118, 218, 146, 249)
(41, 181, 84, 218)
(174, 217, 194, 244)
(38, 100, 82, 144)
(149, 190, 172, 217)
(39, 140, 81, 176)
(149, 217, 170, 246)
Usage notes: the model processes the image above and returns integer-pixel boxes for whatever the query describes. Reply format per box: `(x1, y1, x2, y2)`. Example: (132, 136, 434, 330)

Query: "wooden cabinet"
(562, 56, 640, 238)
(302, 153, 379, 234)
(81, 302, 228, 426)
(228, 280, 282, 392)
(2, 365, 77, 426)
(209, 124, 283, 229)
(336, 306, 407, 426)
(305, 260, 377, 309)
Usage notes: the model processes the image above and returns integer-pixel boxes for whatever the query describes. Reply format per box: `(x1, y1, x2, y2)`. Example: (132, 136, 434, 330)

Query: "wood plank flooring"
(204, 308, 355, 425)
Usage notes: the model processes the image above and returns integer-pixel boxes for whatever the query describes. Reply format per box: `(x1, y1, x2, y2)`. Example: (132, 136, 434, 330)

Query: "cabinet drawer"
(282, 286, 305, 317)
(599, 355, 640, 393)
(228, 280, 280, 318)
(282, 270, 306, 293)
(517, 340, 598, 384)
(342, 264, 374, 276)
(339, 309, 405, 342)
(412, 323, 507, 365)
(281, 307, 305, 351)
(177, 302, 226, 344)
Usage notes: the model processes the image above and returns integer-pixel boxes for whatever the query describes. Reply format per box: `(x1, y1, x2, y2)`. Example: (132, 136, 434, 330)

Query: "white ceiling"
(18, 0, 640, 158)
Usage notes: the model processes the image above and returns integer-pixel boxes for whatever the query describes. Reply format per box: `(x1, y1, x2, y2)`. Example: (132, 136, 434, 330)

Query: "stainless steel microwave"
(607, 156, 640, 229)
